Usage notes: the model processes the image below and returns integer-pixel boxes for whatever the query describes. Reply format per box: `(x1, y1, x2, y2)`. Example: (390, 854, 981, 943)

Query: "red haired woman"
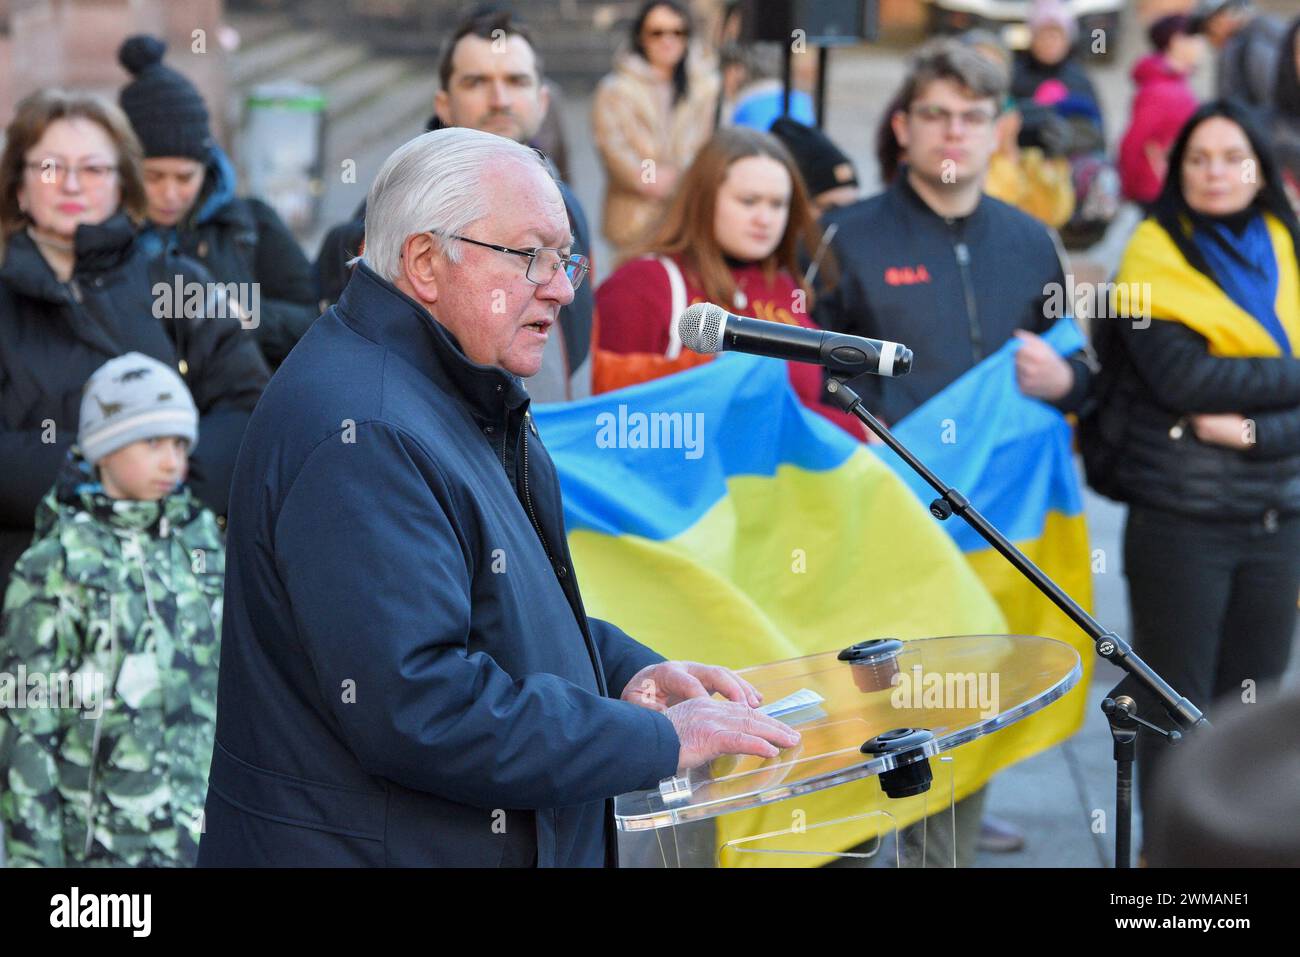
(593, 127, 861, 436)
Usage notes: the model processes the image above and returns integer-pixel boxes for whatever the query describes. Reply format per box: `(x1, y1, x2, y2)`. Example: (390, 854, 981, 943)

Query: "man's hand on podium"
(621, 661, 798, 771)
(663, 697, 802, 772)
(621, 660, 762, 712)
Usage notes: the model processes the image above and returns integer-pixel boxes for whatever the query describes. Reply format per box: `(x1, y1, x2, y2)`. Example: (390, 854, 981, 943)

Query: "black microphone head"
(896, 346, 913, 376)
(677, 302, 729, 354)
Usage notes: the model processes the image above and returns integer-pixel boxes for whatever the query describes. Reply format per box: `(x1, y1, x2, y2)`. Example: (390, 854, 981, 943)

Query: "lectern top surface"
(615, 634, 1081, 831)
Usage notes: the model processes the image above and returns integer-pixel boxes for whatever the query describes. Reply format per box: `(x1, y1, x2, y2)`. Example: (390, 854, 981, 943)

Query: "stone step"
(323, 75, 438, 166)
(321, 58, 423, 121)
(226, 9, 298, 50)
(228, 28, 335, 87)
(272, 42, 371, 89)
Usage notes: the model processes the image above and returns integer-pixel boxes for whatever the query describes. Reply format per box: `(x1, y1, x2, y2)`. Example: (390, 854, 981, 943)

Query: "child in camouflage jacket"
(0, 353, 223, 866)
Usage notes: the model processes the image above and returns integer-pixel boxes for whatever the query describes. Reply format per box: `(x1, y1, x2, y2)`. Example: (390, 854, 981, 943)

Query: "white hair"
(360, 128, 548, 282)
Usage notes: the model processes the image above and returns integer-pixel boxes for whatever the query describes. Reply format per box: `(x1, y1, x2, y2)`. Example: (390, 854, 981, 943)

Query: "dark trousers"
(1123, 505, 1300, 830)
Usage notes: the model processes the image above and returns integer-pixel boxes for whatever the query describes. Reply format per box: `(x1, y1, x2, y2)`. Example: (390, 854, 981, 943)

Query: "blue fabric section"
(195, 144, 239, 225)
(1192, 214, 1288, 354)
(731, 89, 816, 131)
(533, 354, 855, 540)
(876, 318, 1086, 551)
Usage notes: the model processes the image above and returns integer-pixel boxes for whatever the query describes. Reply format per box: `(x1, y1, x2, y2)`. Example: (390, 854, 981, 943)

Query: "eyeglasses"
(433, 232, 591, 290)
(909, 105, 997, 130)
(23, 160, 119, 187)
(644, 28, 689, 40)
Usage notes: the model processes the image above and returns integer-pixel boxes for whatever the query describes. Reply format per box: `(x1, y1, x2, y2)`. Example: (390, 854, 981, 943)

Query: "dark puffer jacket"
(139, 146, 319, 368)
(1083, 316, 1300, 520)
(0, 213, 270, 585)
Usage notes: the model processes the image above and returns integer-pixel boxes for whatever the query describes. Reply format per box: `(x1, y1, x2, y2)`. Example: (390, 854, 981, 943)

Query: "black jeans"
(1123, 505, 1300, 830)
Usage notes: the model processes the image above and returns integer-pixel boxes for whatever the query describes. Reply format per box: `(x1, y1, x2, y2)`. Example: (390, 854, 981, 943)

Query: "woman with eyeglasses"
(1082, 101, 1300, 840)
(0, 90, 269, 587)
(592, 0, 719, 262)
(592, 127, 862, 437)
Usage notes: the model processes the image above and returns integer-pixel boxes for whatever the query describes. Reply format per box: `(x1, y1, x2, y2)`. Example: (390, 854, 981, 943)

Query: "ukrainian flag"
(533, 323, 1090, 865)
(878, 316, 1095, 756)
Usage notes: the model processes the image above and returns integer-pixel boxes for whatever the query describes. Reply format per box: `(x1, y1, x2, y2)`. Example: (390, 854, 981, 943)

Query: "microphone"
(677, 303, 912, 378)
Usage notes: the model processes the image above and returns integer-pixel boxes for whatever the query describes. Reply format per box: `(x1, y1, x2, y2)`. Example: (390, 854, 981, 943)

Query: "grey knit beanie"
(78, 353, 199, 465)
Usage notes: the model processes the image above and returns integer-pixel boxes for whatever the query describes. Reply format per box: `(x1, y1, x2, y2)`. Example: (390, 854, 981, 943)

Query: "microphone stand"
(824, 377, 1209, 869)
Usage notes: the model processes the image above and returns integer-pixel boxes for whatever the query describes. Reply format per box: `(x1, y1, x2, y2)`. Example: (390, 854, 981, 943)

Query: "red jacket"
(593, 255, 864, 437)
(1119, 54, 1199, 205)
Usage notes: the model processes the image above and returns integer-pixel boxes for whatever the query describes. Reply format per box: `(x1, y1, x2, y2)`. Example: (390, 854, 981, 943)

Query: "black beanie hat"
(118, 35, 213, 160)
(770, 118, 858, 198)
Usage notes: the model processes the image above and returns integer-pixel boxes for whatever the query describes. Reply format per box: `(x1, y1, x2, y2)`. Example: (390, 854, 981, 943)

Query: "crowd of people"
(1, 0, 1300, 868)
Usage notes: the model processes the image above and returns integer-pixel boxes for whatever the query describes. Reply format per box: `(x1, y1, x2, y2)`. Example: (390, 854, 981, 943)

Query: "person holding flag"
(814, 38, 1094, 864)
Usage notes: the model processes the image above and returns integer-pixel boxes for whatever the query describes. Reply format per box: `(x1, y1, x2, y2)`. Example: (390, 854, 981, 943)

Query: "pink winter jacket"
(1118, 54, 1200, 205)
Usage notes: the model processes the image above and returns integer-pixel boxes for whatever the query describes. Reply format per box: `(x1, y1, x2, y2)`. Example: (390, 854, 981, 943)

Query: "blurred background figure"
(591, 127, 861, 437)
(312, 8, 595, 402)
(769, 117, 861, 218)
(592, 0, 718, 263)
(962, 29, 1075, 231)
(1084, 101, 1300, 843)
(1011, 0, 1116, 247)
(1145, 686, 1300, 867)
(117, 35, 318, 370)
(724, 44, 817, 132)
(0, 89, 268, 588)
(1271, 15, 1300, 211)
(1119, 15, 1205, 211)
(1193, 0, 1287, 113)
(1013, 0, 1103, 117)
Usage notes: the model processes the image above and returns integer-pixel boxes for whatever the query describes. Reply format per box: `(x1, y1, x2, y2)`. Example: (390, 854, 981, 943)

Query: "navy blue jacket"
(815, 174, 1091, 425)
(198, 263, 679, 867)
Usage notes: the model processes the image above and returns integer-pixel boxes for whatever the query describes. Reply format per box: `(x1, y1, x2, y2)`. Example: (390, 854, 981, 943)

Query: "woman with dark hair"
(592, 127, 859, 436)
(0, 89, 269, 586)
(1271, 16, 1300, 202)
(116, 35, 319, 370)
(592, 0, 719, 260)
(1082, 100, 1300, 836)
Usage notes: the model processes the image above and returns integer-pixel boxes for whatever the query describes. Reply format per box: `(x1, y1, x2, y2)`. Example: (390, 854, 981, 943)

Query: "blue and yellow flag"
(878, 317, 1095, 752)
(534, 332, 1090, 864)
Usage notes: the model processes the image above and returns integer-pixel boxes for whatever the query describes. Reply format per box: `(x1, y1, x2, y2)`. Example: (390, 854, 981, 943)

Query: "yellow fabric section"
(964, 509, 1096, 751)
(1114, 215, 1300, 357)
(570, 451, 1091, 866)
(985, 148, 1075, 230)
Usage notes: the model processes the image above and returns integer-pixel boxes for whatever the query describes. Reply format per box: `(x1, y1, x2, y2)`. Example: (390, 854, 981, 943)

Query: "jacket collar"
(893, 169, 987, 228)
(336, 262, 531, 423)
(0, 212, 137, 302)
(192, 144, 241, 227)
(37, 450, 200, 540)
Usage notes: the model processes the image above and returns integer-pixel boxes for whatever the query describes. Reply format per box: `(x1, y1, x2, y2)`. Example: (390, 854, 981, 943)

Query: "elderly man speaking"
(197, 129, 798, 867)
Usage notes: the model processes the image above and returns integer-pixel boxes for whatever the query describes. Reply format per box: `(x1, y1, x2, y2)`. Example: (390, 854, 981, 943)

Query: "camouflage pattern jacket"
(0, 453, 223, 866)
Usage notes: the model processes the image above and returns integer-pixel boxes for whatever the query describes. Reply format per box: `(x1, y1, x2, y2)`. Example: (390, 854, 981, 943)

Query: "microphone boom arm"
(824, 376, 1208, 735)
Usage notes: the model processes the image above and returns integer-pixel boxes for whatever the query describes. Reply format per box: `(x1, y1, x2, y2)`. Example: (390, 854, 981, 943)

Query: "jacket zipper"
(519, 416, 554, 565)
(85, 533, 164, 857)
(950, 226, 984, 362)
(85, 593, 119, 857)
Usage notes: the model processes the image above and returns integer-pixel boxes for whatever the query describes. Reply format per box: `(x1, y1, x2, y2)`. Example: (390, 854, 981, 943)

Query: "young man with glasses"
(814, 39, 1093, 867)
